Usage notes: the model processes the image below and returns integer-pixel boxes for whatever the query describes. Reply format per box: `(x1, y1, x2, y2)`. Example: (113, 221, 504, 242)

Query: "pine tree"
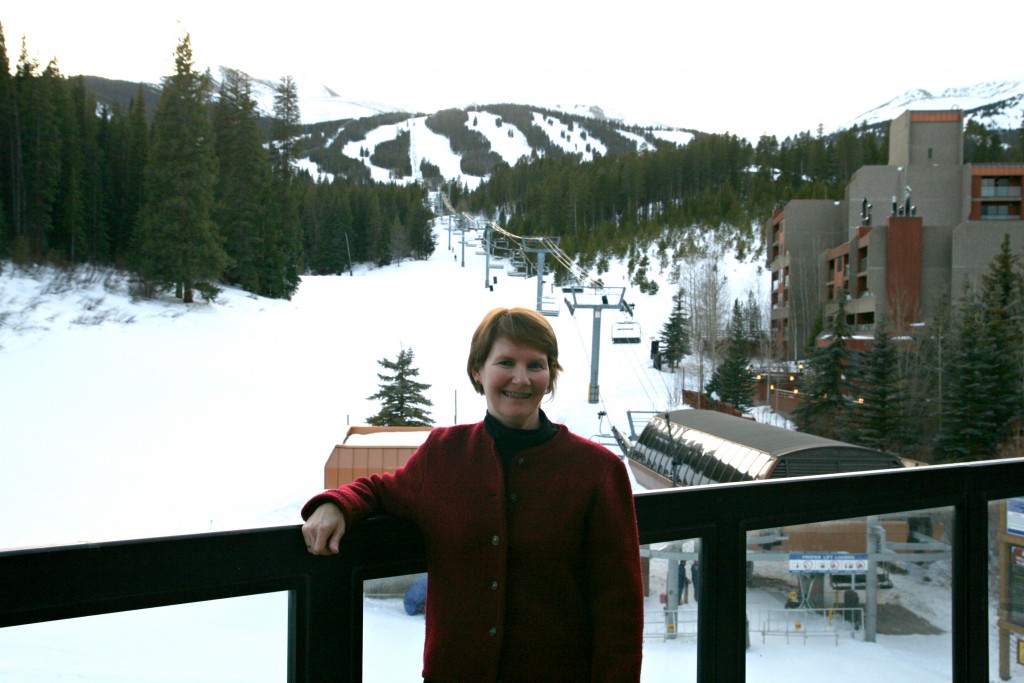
(900, 297, 950, 462)
(847, 320, 910, 453)
(366, 192, 389, 267)
(0, 23, 11, 256)
(792, 294, 855, 439)
(405, 187, 437, 260)
(52, 76, 94, 264)
(104, 84, 148, 263)
(705, 299, 755, 412)
(261, 75, 303, 299)
(979, 233, 1024, 436)
(213, 68, 269, 294)
(132, 34, 227, 302)
(934, 288, 1001, 462)
(367, 347, 434, 427)
(14, 50, 62, 258)
(741, 289, 767, 352)
(935, 238, 1024, 461)
(1016, 110, 1024, 163)
(659, 286, 691, 370)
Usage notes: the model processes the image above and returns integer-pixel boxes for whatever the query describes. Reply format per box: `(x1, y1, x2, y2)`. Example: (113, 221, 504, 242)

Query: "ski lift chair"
(612, 321, 642, 344)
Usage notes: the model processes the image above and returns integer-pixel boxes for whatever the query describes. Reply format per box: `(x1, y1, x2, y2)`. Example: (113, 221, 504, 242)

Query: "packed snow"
(0, 215, 1016, 681)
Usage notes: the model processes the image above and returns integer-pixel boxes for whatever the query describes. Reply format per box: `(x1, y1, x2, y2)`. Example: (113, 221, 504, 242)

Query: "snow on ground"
(0, 219, 1016, 680)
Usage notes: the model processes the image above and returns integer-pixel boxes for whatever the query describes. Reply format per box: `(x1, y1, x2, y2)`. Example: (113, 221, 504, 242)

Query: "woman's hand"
(302, 502, 346, 555)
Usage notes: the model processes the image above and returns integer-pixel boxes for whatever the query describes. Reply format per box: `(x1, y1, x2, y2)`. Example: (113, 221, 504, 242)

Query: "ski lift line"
(621, 344, 659, 411)
(563, 302, 623, 424)
(493, 227, 585, 284)
(487, 221, 598, 288)
(440, 196, 614, 302)
(628, 344, 664, 410)
(618, 336, 661, 411)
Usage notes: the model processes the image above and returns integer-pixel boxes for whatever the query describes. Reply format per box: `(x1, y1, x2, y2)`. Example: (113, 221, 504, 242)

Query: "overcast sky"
(4, 1, 1023, 140)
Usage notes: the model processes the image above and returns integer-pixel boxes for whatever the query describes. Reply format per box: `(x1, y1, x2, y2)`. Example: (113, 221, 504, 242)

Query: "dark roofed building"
(628, 409, 907, 487)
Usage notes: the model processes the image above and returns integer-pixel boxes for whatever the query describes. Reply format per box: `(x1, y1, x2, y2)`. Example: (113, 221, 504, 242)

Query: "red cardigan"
(302, 421, 644, 682)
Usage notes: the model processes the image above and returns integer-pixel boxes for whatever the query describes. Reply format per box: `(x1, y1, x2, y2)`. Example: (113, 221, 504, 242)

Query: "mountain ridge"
(81, 71, 1024, 190)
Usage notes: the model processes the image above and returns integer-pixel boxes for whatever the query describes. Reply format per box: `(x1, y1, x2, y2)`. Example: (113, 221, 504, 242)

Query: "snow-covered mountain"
(245, 70, 407, 123)
(842, 78, 1024, 132)
(97, 68, 1022, 191)
(242, 68, 1024, 136)
(231, 68, 1024, 189)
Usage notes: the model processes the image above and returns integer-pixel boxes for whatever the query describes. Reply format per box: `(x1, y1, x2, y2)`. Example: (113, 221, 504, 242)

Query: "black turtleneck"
(484, 410, 558, 471)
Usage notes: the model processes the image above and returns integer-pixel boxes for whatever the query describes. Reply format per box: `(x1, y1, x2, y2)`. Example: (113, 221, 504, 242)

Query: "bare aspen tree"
(683, 248, 729, 395)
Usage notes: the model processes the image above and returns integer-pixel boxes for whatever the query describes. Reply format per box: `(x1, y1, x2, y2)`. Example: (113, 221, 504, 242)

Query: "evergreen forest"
(0, 30, 436, 300)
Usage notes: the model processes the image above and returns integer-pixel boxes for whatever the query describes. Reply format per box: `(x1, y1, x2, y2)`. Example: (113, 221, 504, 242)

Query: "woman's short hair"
(467, 307, 563, 395)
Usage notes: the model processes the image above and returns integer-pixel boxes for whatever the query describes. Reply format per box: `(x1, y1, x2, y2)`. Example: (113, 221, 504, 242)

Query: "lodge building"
(769, 109, 1024, 358)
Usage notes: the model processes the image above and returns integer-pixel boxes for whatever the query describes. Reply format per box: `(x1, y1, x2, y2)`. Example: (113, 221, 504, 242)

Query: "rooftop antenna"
(861, 197, 872, 226)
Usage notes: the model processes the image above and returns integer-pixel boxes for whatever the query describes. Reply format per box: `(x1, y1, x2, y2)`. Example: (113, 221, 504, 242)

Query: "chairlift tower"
(483, 222, 492, 288)
(520, 236, 560, 316)
(564, 286, 626, 403)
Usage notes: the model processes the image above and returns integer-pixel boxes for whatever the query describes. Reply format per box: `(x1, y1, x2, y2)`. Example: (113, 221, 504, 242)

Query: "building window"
(981, 177, 1014, 198)
(981, 203, 1012, 220)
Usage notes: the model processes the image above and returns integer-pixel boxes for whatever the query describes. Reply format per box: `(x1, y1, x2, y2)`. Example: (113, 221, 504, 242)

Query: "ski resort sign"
(1008, 497, 1024, 538)
(788, 553, 868, 574)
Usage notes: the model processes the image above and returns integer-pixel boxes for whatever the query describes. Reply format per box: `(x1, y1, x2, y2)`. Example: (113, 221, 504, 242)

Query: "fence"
(2, 457, 1023, 681)
(758, 607, 864, 644)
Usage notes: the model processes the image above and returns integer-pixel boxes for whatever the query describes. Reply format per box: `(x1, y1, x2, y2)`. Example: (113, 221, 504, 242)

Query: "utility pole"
(865, 517, 885, 643)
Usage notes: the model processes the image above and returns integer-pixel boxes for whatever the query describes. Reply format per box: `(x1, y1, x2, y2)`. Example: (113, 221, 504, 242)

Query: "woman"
(302, 307, 643, 682)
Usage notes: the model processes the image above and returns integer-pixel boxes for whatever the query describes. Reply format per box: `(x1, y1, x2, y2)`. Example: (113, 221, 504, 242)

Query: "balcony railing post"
(697, 518, 748, 682)
(953, 467, 996, 682)
(290, 558, 358, 683)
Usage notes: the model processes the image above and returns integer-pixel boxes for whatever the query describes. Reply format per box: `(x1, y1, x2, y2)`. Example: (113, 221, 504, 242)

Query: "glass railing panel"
(746, 508, 952, 682)
(991, 497, 1024, 681)
(641, 536, 701, 682)
(362, 573, 427, 681)
(0, 592, 288, 681)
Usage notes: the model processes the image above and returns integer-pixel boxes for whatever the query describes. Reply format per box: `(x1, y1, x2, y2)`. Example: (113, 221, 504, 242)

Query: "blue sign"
(788, 553, 868, 574)
(1009, 498, 1024, 538)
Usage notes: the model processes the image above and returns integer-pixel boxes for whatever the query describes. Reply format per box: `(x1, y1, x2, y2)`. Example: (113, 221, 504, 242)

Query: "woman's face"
(473, 337, 551, 430)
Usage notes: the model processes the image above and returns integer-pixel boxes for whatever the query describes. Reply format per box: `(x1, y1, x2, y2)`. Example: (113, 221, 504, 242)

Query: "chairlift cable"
(620, 343, 659, 411)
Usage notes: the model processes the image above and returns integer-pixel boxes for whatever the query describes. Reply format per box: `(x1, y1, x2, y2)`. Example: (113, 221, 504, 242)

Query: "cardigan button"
(491, 535, 500, 545)
(516, 457, 525, 467)
(488, 626, 498, 636)
(508, 492, 519, 503)
(490, 580, 499, 591)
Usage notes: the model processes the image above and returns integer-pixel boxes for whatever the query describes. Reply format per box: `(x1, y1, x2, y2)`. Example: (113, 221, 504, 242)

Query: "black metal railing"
(2, 457, 1023, 682)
